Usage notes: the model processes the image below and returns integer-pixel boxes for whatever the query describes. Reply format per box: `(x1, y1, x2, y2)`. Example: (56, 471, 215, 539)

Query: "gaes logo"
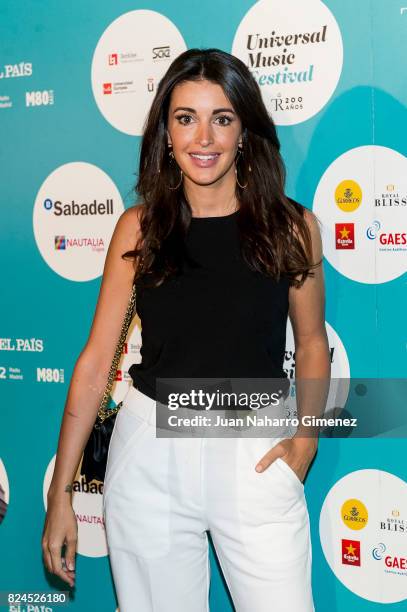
(366, 220, 407, 246)
(372, 542, 386, 560)
(372, 543, 407, 573)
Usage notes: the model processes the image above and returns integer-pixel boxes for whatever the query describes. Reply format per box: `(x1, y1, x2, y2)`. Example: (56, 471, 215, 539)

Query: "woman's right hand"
(41, 497, 77, 588)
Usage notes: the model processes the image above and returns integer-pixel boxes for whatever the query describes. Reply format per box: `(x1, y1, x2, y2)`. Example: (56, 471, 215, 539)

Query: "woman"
(42, 48, 330, 611)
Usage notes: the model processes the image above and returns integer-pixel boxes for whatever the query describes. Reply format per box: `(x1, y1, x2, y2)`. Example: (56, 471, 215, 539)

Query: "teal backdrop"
(1, 1, 406, 611)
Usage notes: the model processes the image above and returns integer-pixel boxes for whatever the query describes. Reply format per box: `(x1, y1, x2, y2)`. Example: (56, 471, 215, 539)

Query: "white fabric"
(103, 385, 314, 612)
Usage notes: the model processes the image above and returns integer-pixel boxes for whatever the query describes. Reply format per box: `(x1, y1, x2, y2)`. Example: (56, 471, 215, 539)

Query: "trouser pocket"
(103, 406, 149, 503)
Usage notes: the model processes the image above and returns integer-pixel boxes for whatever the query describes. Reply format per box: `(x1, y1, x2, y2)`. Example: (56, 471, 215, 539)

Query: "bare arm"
(288, 208, 331, 439)
(47, 204, 143, 503)
(255, 208, 331, 477)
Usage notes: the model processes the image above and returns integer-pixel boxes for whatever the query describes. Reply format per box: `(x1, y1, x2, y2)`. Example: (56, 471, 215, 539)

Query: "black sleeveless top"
(128, 209, 290, 401)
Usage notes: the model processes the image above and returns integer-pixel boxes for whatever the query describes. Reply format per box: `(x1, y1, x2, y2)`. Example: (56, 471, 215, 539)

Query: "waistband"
(119, 384, 294, 438)
(121, 385, 157, 425)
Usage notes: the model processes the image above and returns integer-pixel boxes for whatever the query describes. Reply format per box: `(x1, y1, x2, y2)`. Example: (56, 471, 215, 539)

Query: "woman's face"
(166, 79, 243, 187)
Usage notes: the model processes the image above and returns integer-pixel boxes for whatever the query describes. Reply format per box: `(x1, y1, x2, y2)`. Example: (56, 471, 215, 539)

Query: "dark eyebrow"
(173, 106, 236, 115)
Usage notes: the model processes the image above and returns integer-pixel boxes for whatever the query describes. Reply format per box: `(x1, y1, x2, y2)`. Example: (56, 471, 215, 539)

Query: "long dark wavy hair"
(123, 48, 321, 288)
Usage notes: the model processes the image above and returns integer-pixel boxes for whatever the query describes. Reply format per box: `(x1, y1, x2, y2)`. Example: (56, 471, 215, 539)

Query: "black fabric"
(129, 209, 290, 401)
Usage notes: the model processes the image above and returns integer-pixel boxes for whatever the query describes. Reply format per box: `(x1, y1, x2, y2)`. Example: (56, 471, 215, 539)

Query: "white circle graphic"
(33, 162, 124, 282)
(91, 10, 187, 135)
(313, 146, 407, 284)
(285, 320, 350, 421)
(111, 315, 142, 405)
(232, 0, 343, 125)
(319, 469, 407, 603)
(0, 459, 10, 526)
(44, 455, 108, 557)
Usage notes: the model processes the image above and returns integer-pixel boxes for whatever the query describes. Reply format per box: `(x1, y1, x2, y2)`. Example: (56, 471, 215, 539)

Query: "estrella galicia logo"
(372, 542, 386, 560)
(55, 236, 66, 250)
(366, 220, 381, 240)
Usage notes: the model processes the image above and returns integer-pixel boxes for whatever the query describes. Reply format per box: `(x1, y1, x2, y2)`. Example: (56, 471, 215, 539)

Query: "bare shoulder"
(122, 202, 145, 224)
(77, 203, 145, 370)
(114, 203, 145, 248)
(303, 208, 322, 263)
(287, 197, 323, 264)
(287, 207, 327, 344)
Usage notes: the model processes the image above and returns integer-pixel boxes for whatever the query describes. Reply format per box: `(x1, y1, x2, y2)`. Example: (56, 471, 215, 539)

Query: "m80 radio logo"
(26, 90, 54, 107)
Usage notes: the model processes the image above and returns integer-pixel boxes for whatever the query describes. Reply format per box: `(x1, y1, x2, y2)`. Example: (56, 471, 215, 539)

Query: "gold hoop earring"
(235, 167, 248, 189)
(235, 147, 248, 189)
(168, 169, 183, 190)
(168, 150, 183, 190)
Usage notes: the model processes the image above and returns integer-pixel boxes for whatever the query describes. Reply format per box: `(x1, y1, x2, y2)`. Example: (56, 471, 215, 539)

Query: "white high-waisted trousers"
(102, 385, 314, 612)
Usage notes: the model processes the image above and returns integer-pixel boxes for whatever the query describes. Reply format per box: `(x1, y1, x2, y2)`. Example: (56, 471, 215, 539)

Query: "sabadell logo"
(43, 198, 114, 216)
(33, 162, 124, 282)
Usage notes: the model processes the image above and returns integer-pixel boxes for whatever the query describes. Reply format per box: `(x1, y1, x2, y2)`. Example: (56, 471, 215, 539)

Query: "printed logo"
(335, 223, 355, 249)
(374, 184, 407, 207)
(54, 235, 105, 252)
(91, 11, 186, 135)
(36, 368, 65, 383)
(314, 145, 407, 283)
(341, 499, 368, 530)
(366, 219, 381, 240)
(0, 338, 44, 352)
(26, 90, 54, 107)
(342, 539, 361, 566)
(152, 45, 170, 60)
(108, 51, 143, 65)
(380, 509, 406, 534)
(232, 0, 343, 125)
(366, 220, 407, 249)
(0, 95, 12, 109)
(335, 180, 362, 212)
(372, 543, 407, 576)
(320, 469, 407, 603)
(44, 198, 114, 217)
(55, 236, 65, 250)
(372, 542, 386, 561)
(0, 62, 32, 79)
(33, 161, 124, 282)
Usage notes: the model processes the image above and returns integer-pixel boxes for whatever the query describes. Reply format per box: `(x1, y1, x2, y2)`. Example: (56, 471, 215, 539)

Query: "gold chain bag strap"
(80, 281, 137, 483)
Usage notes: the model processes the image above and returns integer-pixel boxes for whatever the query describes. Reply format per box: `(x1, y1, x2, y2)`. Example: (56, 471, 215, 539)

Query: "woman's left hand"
(255, 436, 318, 483)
